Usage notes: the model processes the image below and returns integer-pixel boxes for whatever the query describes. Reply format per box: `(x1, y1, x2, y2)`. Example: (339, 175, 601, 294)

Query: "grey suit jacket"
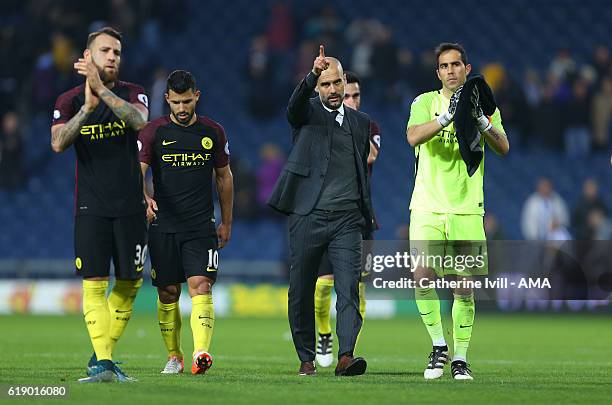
(267, 72, 374, 234)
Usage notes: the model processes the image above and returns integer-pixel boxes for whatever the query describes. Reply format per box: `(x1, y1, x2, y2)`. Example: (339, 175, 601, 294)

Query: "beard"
(172, 110, 194, 125)
(321, 92, 342, 110)
(95, 63, 119, 84)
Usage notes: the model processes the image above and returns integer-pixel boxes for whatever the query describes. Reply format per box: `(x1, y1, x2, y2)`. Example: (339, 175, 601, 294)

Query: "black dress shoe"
(334, 355, 367, 376)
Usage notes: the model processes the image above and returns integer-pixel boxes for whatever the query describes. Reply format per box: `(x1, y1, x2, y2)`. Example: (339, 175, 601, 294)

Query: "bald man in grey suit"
(268, 45, 374, 377)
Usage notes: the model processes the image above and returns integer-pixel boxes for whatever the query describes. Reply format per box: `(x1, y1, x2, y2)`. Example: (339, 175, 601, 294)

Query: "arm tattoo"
(52, 107, 89, 150)
(487, 127, 505, 142)
(484, 127, 508, 153)
(99, 89, 146, 129)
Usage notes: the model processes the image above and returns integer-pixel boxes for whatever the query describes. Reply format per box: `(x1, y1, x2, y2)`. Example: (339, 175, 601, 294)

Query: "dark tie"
(331, 110, 340, 127)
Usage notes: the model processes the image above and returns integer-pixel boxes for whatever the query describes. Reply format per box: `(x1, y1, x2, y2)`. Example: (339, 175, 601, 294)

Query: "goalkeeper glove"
(471, 86, 492, 132)
(437, 85, 462, 127)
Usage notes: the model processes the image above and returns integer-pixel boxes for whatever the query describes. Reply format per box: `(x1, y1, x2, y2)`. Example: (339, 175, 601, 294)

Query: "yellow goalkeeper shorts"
(409, 211, 488, 277)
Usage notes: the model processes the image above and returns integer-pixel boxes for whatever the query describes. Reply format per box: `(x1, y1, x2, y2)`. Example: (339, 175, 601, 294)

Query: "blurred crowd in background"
(0, 0, 610, 250)
(246, 4, 612, 155)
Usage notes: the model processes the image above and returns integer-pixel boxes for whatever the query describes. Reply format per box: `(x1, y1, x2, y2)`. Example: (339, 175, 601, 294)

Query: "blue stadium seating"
(1, 0, 611, 262)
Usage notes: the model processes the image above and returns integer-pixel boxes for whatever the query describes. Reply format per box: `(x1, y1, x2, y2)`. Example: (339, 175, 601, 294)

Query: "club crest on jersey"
(201, 137, 213, 150)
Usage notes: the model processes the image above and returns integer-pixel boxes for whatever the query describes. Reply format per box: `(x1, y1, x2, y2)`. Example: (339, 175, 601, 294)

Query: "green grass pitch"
(1, 313, 610, 404)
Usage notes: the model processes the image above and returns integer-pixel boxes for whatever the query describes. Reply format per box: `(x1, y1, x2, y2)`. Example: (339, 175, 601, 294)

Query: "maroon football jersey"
(52, 81, 148, 217)
(139, 115, 230, 233)
(369, 120, 381, 175)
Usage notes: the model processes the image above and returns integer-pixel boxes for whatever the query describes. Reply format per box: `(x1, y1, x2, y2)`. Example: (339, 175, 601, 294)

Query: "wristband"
(437, 112, 452, 127)
(477, 115, 492, 132)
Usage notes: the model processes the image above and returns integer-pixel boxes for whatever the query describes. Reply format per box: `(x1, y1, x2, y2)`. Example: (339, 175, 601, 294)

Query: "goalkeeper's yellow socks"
(314, 277, 334, 335)
(415, 287, 446, 347)
(108, 278, 143, 352)
(82, 280, 112, 361)
(157, 299, 183, 358)
(191, 294, 214, 355)
(452, 293, 475, 361)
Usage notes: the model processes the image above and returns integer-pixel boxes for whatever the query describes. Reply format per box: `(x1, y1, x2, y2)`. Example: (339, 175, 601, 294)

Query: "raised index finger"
(319, 45, 325, 58)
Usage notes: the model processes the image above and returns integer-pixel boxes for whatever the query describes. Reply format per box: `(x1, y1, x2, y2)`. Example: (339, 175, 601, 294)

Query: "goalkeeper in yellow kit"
(406, 43, 509, 380)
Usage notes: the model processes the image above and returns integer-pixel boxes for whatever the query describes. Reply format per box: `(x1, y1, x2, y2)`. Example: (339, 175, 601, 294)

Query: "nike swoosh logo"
(159, 321, 175, 325)
(198, 315, 213, 319)
(206, 267, 217, 272)
(162, 140, 177, 146)
(115, 309, 131, 313)
(459, 324, 472, 328)
(136, 266, 144, 272)
(434, 113, 439, 116)
(420, 311, 433, 316)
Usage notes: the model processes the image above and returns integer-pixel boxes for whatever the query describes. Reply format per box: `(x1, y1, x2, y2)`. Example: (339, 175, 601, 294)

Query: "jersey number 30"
(134, 244, 148, 266)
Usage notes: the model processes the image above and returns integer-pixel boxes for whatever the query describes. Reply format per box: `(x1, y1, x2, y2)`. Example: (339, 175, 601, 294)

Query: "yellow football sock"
(108, 278, 143, 352)
(82, 280, 112, 361)
(157, 299, 183, 358)
(415, 287, 446, 347)
(452, 293, 475, 361)
(314, 278, 334, 335)
(191, 294, 214, 356)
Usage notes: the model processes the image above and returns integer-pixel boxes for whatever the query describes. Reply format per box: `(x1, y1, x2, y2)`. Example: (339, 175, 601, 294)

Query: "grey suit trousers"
(288, 208, 364, 362)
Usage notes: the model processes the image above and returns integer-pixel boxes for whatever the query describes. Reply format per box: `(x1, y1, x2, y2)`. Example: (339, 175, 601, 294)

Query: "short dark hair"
(87, 27, 122, 48)
(344, 71, 360, 85)
(166, 70, 197, 94)
(435, 42, 468, 67)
